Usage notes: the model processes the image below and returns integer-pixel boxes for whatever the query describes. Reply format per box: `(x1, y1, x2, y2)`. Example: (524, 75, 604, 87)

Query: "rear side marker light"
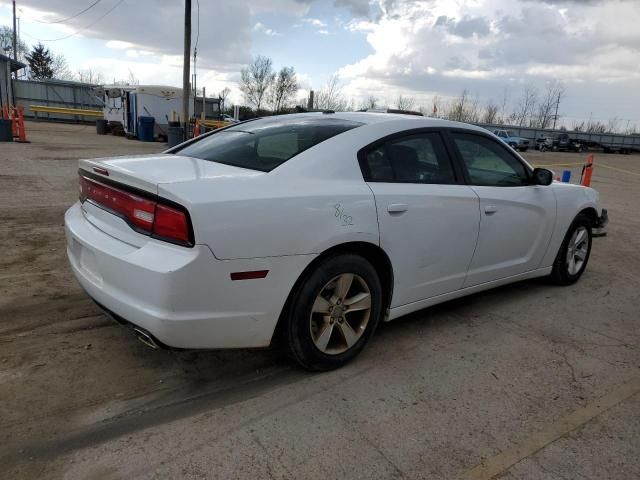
(230, 270, 269, 281)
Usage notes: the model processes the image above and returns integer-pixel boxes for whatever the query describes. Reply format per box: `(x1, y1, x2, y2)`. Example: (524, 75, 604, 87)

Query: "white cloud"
(337, 0, 640, 121)
(253, 22, 282, 36)
(302, 17, 328, 28)
(105, 40, 133, 49)
(318, 29, 329, 35)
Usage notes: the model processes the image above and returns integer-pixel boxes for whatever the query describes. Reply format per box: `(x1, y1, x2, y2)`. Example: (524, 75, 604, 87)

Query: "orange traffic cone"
(15, 106, 29, 143)
(580, 154, 594, 187)
(10, 106, 18, 137)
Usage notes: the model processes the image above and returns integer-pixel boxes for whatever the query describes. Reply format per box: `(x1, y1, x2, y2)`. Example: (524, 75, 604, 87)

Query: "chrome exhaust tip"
(133, 327, 160, 350)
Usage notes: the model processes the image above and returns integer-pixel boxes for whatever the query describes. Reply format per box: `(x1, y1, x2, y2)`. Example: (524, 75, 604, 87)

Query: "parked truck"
(492, 129, 530, 152)
(550, 133, 584, 152)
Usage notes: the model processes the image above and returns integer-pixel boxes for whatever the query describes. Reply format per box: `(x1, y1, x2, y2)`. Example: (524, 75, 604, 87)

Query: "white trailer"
(102, 85, 193, 138)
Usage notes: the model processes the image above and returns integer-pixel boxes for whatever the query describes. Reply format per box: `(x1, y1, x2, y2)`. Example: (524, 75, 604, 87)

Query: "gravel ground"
(1, 122, 638, 479)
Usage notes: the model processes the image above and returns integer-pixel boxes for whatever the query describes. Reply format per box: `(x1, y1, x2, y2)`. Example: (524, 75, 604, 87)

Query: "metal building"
(0, 54, 26, 109)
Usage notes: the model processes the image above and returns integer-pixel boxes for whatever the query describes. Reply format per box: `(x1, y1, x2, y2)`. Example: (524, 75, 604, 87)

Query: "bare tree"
(127, 69, 140, 86)
(0, 25, 28, 63)
(586, 120, 607, 134)
(361, 95, 378, 110)
(447, 89, 472, 122)
(240, 55, 275, 112)
(396, 94, 415, 110)
(511, 85, 538, 127)
(482, 102, 499, 124)
(219, 87, 231, 111)
(468, 95, 481, 123)
(77, 69, 105, 85)
(271, 66, 298, 113)
(51, 53, 74, 81)
(314, 74, 348, 110)
(606, 117, 619, 133)
(534, 80, 565, 128)
(499, 86, 509, 124)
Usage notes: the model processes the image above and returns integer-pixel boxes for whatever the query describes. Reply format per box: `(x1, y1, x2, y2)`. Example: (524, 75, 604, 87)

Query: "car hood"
(79, 153, 263, 194)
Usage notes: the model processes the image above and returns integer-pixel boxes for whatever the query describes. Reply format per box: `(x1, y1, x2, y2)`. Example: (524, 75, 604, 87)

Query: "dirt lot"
(1, 122, 639, 479)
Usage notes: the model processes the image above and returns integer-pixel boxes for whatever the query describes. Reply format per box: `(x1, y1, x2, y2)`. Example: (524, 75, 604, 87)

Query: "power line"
(22, 0, 125, 42)
(33, 0, 103, 24)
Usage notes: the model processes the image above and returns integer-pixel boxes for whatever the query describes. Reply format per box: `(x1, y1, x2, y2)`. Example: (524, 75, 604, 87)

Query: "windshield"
(175, 116, 363, 172)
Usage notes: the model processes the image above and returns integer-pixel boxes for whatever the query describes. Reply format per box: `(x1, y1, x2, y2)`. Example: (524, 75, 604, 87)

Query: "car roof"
(268, 111, 490, 134)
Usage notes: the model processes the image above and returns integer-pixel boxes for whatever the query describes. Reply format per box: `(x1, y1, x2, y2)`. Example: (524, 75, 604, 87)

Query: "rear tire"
(284, 254, 383, 371)
(550, 214, 592, 285)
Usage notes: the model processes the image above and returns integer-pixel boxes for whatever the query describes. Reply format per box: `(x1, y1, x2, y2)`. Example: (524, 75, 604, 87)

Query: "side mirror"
(532, 168, 553, 186)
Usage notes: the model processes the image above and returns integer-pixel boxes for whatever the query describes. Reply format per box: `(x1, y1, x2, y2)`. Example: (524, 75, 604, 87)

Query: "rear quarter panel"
(158, 124, 384, 259)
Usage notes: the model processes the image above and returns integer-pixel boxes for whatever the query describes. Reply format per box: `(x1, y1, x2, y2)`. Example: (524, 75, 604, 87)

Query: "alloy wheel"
(309, 273, 372, 355)
(566, 226, 589, 275)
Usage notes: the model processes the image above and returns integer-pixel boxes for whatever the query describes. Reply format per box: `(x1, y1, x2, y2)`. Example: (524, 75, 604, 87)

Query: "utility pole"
(12, 0, 17, 61)
(182, 0, 192, 140)
(552, 91, 560, 130)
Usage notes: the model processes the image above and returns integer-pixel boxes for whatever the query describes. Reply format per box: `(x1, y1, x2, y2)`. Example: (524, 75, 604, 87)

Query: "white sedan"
(64, 112, 607, 370)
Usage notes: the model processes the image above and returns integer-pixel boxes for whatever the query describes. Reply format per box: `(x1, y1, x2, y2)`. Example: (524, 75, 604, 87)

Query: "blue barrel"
(561, 170, 571, 183)
(137, 116, 155, 142)
(0, 119, 12, 142)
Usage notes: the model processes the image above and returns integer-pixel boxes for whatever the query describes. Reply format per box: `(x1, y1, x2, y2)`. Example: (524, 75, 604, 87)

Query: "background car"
(65, 113, 606, 370)
(550, 133, 584, 152)
(535, 136, 554, 151)
(492, 129, 530, 152)
(220, 113, 239, 123)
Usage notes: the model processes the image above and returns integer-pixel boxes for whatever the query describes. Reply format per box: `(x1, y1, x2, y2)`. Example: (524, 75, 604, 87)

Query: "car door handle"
(484, 205, 498, 215)
(387, 203, 409, 213)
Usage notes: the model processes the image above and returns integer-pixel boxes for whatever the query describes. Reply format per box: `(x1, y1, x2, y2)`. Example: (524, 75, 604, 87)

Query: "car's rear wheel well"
(271, 242, 394, 346)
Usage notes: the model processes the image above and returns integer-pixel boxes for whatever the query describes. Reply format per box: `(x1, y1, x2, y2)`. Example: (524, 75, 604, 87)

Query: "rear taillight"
(79, 174, 193, 247)
(153, 204, 191, 244)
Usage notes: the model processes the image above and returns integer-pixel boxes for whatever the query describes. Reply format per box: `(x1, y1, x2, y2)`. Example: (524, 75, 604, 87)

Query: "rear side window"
(175, 116, 362, 172)
(360, 132, 455, 184)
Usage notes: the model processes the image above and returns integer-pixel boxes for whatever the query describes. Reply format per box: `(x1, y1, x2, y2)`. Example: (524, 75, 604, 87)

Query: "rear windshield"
(175, 116, 362, 172)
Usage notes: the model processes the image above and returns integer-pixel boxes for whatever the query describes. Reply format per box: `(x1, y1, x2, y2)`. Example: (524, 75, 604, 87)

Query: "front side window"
(361, 132, 455, 184)
(176, 117, 362, 172)
(452, 132, 529, 187)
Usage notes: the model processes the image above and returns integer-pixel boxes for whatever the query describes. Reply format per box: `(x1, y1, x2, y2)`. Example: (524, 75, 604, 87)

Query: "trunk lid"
(79, 153, 263, 194)
(78, 153, 264, 247)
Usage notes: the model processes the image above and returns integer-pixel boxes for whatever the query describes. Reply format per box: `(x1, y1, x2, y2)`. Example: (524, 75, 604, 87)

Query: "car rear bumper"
(64, 202, 314, 349)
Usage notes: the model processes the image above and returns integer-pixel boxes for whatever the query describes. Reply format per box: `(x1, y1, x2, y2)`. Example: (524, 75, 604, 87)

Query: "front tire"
(284, 254, 383, 371)
(550, 214, 592, 285)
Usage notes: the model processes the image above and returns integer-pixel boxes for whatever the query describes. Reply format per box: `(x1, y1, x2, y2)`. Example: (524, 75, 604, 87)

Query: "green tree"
(25, 42, 54, 80)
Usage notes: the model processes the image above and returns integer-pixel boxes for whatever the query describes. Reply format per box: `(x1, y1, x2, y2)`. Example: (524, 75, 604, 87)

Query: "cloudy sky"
(0, 0, 639, 127)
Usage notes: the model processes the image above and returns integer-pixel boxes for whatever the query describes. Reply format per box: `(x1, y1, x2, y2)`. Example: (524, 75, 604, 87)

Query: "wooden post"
(202, 86, 206, 120)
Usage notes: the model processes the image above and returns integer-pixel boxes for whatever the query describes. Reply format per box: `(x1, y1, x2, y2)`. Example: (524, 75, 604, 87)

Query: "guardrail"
(201, 119, 228, 129)
(29, 105, 103, 120)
